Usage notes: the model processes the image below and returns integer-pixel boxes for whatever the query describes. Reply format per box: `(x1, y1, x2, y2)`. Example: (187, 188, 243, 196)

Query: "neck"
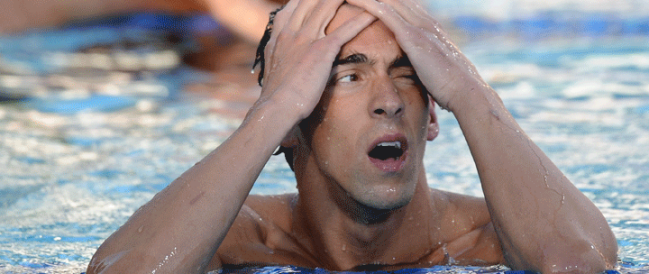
(292, 169, 437, 270)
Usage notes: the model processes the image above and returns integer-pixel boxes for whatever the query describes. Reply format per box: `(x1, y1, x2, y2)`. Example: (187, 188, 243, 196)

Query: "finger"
(345, 0, 448, 50)
(388, 0, 448, 39)
(286, 0, 319, 31)
(376, 0, 422, 24)
(265, 2, 299, 57)
(345, 0, 410, 35)
(383, 0, 432, 23)
(264, 10, 284, 61)
(323, 11, 377, 49)
(302, 0, 347, 37)
(357, 0, 447, 38)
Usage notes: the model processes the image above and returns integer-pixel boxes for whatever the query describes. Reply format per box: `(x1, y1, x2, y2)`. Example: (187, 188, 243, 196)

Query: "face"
(293, 5, 439, 211)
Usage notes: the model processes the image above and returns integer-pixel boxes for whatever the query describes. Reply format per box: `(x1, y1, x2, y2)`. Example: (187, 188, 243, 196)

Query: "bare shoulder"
(429, 188, 491, 230)
(219, 193, 296, 246)
(428, 188, 504, 265)
(207, 193, 308, 270)
(240, 193, 297, 231)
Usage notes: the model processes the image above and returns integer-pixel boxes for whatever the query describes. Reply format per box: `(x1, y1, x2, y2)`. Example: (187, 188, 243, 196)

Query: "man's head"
(255, 3, 439, 211)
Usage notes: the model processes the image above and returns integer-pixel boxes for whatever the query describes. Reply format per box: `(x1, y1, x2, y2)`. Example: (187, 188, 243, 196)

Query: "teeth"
(377, 141, 401, 149)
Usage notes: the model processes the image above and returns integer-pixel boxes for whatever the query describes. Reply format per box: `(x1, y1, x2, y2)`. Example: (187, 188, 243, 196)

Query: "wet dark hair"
(253, 7, 296, 171)
(251, 6, 431, 172)
(253, 7, 282, 86)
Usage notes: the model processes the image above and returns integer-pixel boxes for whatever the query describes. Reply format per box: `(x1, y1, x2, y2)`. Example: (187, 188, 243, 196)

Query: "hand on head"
(343, 0, 489, 111)
(254, 0, 376, 123)
(257, 0, 488, 116)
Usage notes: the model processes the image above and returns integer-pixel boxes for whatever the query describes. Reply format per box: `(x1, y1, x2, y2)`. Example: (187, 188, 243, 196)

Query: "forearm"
(88, 102, 298, 273)
(452, 85, 617, 273)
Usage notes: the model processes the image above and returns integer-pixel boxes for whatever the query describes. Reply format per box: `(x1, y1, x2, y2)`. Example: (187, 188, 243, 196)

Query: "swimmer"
(87, 0, 618, 273)
(0, 0, 281, 43)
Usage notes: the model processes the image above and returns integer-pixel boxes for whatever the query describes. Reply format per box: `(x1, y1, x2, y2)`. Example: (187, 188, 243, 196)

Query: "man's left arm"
(348, 0, 617, 272)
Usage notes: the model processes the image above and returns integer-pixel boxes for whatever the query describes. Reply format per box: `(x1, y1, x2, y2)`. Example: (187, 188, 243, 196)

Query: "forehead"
(327, 4, 400, 59)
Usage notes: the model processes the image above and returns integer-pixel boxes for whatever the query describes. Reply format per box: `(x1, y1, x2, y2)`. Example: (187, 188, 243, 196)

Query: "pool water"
(1, 3, 649, 274)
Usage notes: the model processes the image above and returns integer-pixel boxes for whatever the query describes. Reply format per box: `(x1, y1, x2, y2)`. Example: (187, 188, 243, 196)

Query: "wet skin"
(210, 5, 502, 270)
(87, 1, 617, 273)
(298, 15, 433, 212)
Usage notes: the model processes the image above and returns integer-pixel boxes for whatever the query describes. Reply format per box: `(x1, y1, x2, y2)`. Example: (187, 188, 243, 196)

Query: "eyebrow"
(332, 53, 371, 67)
(389, 55, 412, 68)
(332, 53, 412, 69)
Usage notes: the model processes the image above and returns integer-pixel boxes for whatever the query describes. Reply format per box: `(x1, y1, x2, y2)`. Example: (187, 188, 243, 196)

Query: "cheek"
(308, 91, 368, 166)
(404, 96, 431, 140)
(311, 115, 361, 168)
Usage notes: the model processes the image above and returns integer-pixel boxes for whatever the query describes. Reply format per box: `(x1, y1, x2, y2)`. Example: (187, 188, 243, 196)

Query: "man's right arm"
(86, 0, 376, 272)
(87, 99, 300, 273)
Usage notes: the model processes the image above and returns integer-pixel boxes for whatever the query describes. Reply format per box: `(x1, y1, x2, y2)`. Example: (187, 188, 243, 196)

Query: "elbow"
(534, 239, 618, 274)
(506, 232, 618, 274)
(540, 249, 615, 274)
(86, 248, 133, 274)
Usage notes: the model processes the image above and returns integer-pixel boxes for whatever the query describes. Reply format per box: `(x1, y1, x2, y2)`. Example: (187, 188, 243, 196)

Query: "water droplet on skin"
(138, 226, 144, 233)
(250, 69, 255, 74)
(342, 244, 346, 251)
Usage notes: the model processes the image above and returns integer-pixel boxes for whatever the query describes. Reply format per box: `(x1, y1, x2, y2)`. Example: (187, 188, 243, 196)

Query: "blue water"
(1, 3, 649, 274)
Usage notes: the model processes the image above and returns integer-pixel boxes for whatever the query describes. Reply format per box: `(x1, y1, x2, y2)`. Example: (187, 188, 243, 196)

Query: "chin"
(346, 191, 413, 224)
(355, 185, 415, 211)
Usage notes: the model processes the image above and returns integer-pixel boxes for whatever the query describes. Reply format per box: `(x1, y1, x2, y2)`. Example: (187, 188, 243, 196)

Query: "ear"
(427, 99, 439, 141)
(280, 125, 300, 148)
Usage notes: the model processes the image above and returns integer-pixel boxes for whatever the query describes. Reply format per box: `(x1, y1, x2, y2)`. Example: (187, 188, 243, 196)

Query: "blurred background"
(1, 0, 648, 273)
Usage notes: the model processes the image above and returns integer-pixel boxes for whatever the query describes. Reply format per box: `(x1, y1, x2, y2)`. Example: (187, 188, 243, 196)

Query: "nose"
(369, 76, 405, 119)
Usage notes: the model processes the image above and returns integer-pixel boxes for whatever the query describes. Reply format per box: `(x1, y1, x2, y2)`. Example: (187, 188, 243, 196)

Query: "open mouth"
(368, 141, 404, 160)
(367, 136, 408, 172)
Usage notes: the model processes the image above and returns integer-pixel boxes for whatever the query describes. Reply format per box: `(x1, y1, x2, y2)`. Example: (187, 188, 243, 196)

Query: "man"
(87, 0, 618, 273)
(0, 0, 279, 43)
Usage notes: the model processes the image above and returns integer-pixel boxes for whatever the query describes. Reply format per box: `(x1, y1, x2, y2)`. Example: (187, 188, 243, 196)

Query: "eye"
(391, 68, 418, 84)
(337, 74, 358, 83)
(336, 73, 358, 83)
